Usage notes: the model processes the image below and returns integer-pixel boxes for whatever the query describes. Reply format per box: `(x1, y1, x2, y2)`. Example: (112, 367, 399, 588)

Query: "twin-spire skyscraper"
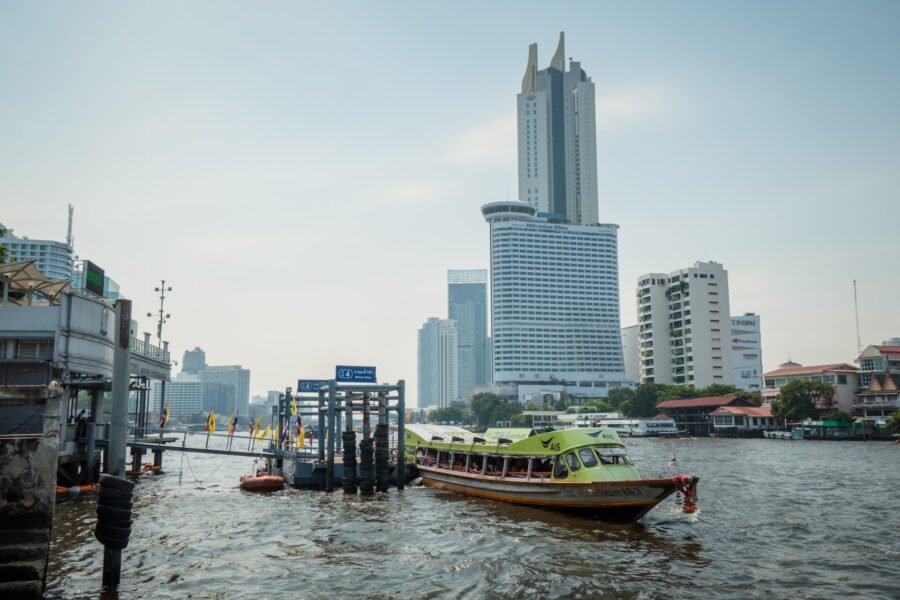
(517, 31, 599, 225)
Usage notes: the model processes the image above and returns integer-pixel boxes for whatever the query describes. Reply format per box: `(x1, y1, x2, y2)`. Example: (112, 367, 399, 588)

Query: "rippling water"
(46, 436, 900, 599)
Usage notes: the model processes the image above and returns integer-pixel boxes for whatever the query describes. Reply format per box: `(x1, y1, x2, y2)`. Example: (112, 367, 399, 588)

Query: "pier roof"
(656, 396, 747, 409)
(710, 405, 773, 417)
(763, 363, 858, 377)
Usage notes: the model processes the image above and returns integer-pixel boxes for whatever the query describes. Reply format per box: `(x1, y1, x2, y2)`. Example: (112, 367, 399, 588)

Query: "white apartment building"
(0, 222, 73, 280)
(482, 201, 628, 399)
(517, 32, 598, 225)
(152, 376, 202, 417)
(417, 317, 459, 409)
(731, 313, 763, 391)
(637, 261, 733, 387)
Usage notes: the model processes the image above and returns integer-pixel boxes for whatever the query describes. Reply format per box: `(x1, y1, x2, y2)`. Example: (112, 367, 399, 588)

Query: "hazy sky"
(3, 1, 899, 405)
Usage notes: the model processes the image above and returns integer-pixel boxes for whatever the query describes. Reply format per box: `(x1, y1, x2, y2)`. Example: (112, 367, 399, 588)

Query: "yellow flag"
(257, 424, 270, 442)
(298, 424, 305, 449)
(253, 415, 261, 437)
(207, 409, 216, 434)
(290, 396, 298, 416)
(226, 411, 235, 436)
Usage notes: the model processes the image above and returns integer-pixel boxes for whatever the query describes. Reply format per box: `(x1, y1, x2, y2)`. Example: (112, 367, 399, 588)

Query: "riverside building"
(417, 317, 459, 409)
(637, 261, 733, 387)
(482, 201, 628, 402)
(517, 32, 598, 225)
(0, 221, 73, 280)
(731, 313, 763, 392)
(448, 269, 490, 401)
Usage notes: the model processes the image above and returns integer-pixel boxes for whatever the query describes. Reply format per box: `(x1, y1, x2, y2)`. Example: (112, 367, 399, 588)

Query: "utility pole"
(853, 279, 862, 354)
(148, 280, 172, 347)
(148, 281, 172, 446)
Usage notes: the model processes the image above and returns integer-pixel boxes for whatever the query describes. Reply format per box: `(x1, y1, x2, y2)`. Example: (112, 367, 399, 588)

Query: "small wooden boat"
(239, 474, 285, 492)
(405, 425, 699, 523)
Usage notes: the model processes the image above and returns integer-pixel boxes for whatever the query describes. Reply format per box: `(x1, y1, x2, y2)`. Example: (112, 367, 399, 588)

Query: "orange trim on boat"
(425, 479, 658, 508)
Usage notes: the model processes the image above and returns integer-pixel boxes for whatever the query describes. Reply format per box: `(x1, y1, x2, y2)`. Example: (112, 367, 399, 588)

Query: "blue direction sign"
(297, 379, 330, 393)
(335, 365, 377, 383)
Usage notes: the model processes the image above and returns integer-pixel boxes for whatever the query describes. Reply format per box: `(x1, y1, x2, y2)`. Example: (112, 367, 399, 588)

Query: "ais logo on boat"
(540, 436, 560, 451)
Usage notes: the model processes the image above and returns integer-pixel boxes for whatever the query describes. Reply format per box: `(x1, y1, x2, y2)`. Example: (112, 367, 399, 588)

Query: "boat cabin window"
(595, 447, 633, 465)
(552, 456, 568, 479)
(468, 454, 483, 473)
(565, 452, 580, 472)
(485, 455, 503, 476)
(578, 448, 598, 468)
(506, 457, 529, 477)
(532, 457, 552, 478)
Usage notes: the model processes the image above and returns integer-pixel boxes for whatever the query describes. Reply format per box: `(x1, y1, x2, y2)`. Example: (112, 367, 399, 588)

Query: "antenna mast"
(66, 204, 74, 250)
(148, 280, 173, 347)
(853, 279, 862, 354)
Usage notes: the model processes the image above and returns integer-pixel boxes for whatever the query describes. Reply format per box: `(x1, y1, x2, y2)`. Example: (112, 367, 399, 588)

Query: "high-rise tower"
(482, 201, 628, 400)
(517, 32, 598, 225)
(448, 269, 489, 401)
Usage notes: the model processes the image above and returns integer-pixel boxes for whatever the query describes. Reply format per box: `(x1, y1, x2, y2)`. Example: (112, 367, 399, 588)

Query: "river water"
(46, 436, 900, 599)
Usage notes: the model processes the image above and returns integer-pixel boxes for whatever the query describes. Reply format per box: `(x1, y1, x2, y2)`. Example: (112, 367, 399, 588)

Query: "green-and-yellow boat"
(404, 424, 698, 523)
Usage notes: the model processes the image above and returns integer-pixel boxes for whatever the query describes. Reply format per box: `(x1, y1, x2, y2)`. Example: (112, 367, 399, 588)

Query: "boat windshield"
(578, 448, 598, 467)
(596, 447, 633, 465)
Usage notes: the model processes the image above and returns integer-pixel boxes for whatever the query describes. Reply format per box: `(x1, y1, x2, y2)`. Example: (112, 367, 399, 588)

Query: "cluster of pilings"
(337, 391, 397, 496)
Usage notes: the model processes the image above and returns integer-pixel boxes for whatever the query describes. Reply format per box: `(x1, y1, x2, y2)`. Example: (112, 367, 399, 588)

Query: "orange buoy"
(239, 474, 285, 492)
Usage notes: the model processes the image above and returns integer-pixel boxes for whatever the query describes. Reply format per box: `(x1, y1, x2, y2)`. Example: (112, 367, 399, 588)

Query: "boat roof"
(483, 427, 535, 442)
(405, 425, 624, 456)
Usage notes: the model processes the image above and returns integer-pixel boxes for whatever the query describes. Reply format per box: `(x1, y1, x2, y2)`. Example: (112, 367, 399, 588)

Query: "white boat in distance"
(592, 418, 680, 437)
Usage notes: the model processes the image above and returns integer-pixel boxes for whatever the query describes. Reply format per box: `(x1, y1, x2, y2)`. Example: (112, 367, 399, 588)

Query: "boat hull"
(417, 465, 679, 523)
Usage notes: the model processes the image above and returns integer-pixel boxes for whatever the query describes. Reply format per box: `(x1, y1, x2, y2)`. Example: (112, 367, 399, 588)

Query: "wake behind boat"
(404, 425, 698, 523)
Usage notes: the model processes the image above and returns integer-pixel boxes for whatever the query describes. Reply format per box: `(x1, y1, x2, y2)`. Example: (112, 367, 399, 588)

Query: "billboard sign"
(84, 260, 105, 296)
(335, 365, 376, 383)
(297, 379, 330, 393)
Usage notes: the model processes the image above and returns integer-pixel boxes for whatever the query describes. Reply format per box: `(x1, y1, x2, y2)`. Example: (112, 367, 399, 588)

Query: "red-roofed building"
(710, 405, 776, 436)
(854, 343, 900, 422)
(655, 396, 752, 435)
(761, 361, 859, 415)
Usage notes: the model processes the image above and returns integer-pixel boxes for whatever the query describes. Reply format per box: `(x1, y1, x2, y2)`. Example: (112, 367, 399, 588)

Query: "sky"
(2, 1, 899, 405)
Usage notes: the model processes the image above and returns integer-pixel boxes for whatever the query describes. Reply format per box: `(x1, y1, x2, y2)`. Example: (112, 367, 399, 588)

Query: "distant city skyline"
(3, 3, 900, 404)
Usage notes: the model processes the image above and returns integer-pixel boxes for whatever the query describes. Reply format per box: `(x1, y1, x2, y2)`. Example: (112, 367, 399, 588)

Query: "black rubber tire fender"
(99, 475, 136, 492)
(98, 487, 133, 503)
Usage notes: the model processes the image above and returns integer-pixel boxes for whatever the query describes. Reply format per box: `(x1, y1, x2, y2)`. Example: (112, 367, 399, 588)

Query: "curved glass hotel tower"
(482, 202, 628, 400)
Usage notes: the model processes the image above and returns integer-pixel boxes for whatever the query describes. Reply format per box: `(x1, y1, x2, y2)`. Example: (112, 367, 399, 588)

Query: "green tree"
(887, 410, 900, 431)
(605, 387, 635, 410)
(429, 406, 467, 424)
(696, 384, 743, 397)
(771, 380, 834, 423)
(655, 384, 699, 402)
(0, 226, 7, 264)
(823, 410, 853, 423)
(470, 393, 501, 428)
(584, 399, 614, 412)
(625, 383, 661, 418)
(489, 400, 523, 427)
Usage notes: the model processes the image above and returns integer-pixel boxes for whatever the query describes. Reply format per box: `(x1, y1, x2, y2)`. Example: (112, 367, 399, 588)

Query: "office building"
(637, 261, 733, 387)
(202, 381, 236, 414)
(448, 269, 489, 401)
(518, 32, 598, 225)
(0, 222, 73, 280)
(199, 365, 250, 416)
(152, 377, 202, 417)
(620, 325, 640, 383)
(417, 317, 459, 409)
(482, 201, 627, 401)
(731, 313, 763, 391)
(182, 347, 207, 375)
